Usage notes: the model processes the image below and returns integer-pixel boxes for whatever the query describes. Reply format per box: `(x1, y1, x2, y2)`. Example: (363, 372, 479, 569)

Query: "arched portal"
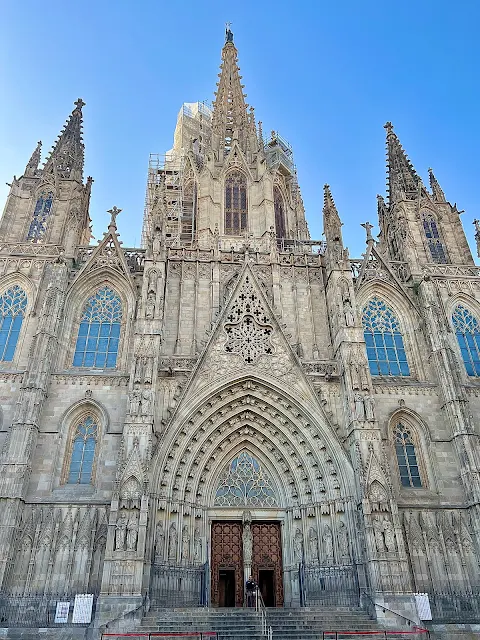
(149, 376, 360, 607)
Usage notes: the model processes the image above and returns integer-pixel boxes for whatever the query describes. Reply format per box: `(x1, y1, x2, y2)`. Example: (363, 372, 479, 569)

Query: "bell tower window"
(422, 211, 448, 263)
(27, 191, 54, 241)
(273, 186, 286, 241)
(225, 170, 247, 235)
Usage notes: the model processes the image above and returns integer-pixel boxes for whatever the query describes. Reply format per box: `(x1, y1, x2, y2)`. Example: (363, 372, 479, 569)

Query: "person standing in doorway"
(246, 575, 257, 607)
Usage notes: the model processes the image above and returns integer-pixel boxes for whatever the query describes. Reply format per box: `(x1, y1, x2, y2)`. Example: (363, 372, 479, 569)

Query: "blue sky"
(1, 0, 479, 259)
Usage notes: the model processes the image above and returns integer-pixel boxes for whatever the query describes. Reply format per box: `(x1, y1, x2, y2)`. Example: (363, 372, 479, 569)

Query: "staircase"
(136, 605, 390, 639)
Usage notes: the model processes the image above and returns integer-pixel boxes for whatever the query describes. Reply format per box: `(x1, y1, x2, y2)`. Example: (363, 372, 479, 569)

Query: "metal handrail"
(361, 590, 428, 633)
(254, 588, 272, 638)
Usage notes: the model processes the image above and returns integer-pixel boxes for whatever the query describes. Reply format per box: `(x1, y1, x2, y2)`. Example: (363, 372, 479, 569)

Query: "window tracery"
(225, 170, 247, 235)
(362, 296, 410, 376)
(452, 304, 480, 376)
(67, 414, 98, 484)
(0, 285, 27, 362)
(394, 422, 422, 487)
(273, 186, 286, 240)
(73, 287, 122, 368)
(27, 191, 54, 241)
(214, 451, 278, 507)
(224, 275, 273, 363)
(422, 212, 448, 264)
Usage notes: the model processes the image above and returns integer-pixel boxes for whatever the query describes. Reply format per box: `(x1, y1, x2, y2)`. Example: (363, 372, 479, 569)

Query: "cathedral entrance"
(211, 520, 283, 607)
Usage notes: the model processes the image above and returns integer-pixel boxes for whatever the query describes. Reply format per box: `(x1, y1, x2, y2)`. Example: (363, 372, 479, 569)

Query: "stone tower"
(0, 27, 479, 636)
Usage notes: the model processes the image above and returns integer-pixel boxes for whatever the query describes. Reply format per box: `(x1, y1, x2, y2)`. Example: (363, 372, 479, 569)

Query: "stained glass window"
(394, 423, 422, 487)
(214, 451, 277, 507)
(225, 171, 247, 235)
(73, 287, 122, 368)
(68, 415, 98, 484)
(274, 186, 286, 240)
(452, 304, 480, 376)
(0, 285, 27, 362)
(362, 297, 410, 376)
(422, 212, 448, 264)
(27, 192, 54, 241)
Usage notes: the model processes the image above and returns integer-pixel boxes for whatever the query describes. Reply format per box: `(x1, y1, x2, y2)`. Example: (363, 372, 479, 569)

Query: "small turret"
(428, 167, 446, 203)
(323, 184, 345, 270)
(25, 141, 42, 177)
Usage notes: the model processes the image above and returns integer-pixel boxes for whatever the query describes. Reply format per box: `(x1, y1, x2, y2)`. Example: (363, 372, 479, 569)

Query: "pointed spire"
(323, 184, 342, 239)
(44, 99, 85, 181)
(428, 167, 446, 203)
(212, 29, 250, 155)
(25, 141, 42, 177)
(384, 122, 419, 204)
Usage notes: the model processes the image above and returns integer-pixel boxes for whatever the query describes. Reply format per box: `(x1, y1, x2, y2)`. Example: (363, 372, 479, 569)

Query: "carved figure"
(364, 394, 375, 422)
(338, 521, 349, 557)
(343, 300, 355, 327)
(115, 512, 128, 551)
(293, 528, 303, 562)
(155, 523, 165, 559)
(152, 229, 162, 260)
(144, 357, 154, 384)
(141, 390, 152, 416)
(382, 517, 396, 552)
(134, 357, 144, 384)
(323, 525, 334, 561)
(242, 522, 253, 565)
(130, 391, 141, 416)
(126, 512, 139, 551)
(182, 525, 190, 561)
(146, 292, 156, 319)
(373, 517, 386, 552)
(194, 527, 202, 561)
(168, 524, 177, 560)
(354, 392, 365, 421)
(308, 527, 319, 562)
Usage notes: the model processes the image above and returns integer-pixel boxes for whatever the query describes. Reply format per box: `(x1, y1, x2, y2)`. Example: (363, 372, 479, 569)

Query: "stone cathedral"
(0, 27, 480, 633)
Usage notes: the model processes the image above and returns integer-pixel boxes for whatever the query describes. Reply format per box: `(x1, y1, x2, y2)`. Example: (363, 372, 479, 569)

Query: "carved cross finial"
(384, 121, 394, 134)
(361, 221, 374, 242)
(74, 98, 86, 110)
(107, 206, 122, 229)
(225, 22, 234, 43)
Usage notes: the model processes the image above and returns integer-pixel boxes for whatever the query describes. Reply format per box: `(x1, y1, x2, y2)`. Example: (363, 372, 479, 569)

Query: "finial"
(225, 22, 234, 43)
(74, 98, 86, 110)
(361, 221, 374, 242)
(474, 220, 480, 259)
(257, 120, 263, 143)
(107, 206, 121, 230)
(384, 121, 394, 134)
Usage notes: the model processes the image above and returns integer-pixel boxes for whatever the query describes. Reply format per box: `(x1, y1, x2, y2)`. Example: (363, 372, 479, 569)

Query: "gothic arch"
(62, 269, 135, 371)
(0, 274, 34, 367)
(223, 168, 249, 236)
(357, 281, 425, 380)
(445, 293, 480, 379)
(23, 183, 57, 242)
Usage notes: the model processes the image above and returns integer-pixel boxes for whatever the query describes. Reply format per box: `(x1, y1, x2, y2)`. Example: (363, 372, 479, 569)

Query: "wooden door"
(211, 522, 244, 607)
(252, 522, 283, 606)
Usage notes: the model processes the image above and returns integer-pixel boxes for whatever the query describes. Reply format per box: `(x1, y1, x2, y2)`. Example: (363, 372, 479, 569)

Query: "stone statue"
(152, 228, 162, 260)
(141, 389, 152, 416)
(308, 527, 319, 562)
(126, 512, 139, 551)
(144, 357, 154, 385)
(155, 523, 165, 559)
(293, 528, 303, 562)
(115, 512, 128, 551)
(373, 517, 386, 552)
(168, 524, 177, 560)
(323, 525, 334, 561)
(242, 522, 253, 565)
(134, 357, 144, 384)
(182, 525, 190, 561)
(343, 300, 355, 327)
(354, 392, 365, 421)
(338, 521, 349, 557)
(146, 292, 156, 319)
(383, 517, 396, 552)
(194, 527, 202, 561)
(364, 394, 375, 421)
(148, 270, 157, 294)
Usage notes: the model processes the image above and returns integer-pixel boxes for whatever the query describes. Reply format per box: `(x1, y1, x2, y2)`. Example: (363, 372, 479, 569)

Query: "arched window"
(67, 414, 98, 484)
(27, 191, 54, 241)
(73, 287, 122, 368)
(394, 422, 422, 487)
(422, 212, 448, 264)
(273, 186, 286, 240)
(452, 304, 480, 376)
(214, 451, 277, 507)
(0, 285, 27, 362)
(225, 171, 247, 235)
(182, 180, 197, 238)
(362, 296, 410, 376)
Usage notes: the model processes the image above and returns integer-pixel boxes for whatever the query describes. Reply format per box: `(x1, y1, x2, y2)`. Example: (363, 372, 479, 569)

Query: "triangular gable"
(175, 261, 317, 410)
(222, 140, 254, 181)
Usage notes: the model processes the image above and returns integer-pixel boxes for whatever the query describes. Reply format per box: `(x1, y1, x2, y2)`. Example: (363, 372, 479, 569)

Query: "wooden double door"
(211, 521, 283, 607)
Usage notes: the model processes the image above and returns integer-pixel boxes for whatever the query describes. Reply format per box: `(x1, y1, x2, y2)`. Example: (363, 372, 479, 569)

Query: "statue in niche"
(155, 523, 165, 559)
(182, 525, 190, 561)
(364, 394, 375, 422)
(242, 511, 253, 566)
(126, 511, 139, 551)
(141, 389, 152, 416)
(323, 525, 334, 562)
(130, 391, 141, 416)
(144, 357, 154, 384)
(115, 512, 128, 551)
(382, 517, 396, 552)
(153, 227, 162, 260)
(148, 270, 157, 294)
(354, 392, 365, 421)
(343, 299, 355, 327)
(134, 357, 144, 384)
(338, 521, 349, 557)
(146, 292, 156, 319)
(373, 517, 386, 552)
(168, 524, 177, 560)
(293, 528, 303, 562)
(194, 527, 202, 561)
(308, 527, 319, 562)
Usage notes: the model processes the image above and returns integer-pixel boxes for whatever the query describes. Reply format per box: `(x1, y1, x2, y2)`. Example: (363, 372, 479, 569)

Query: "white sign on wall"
(415, 593, 433, 620)
(72, 594, 94, 624)
(54, 601, 70, 624)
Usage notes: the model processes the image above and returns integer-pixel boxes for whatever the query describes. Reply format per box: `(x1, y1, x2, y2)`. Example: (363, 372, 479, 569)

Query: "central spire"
(384, 122, 419, 204)
(43, 99, 85, 181)
(212, 28, 255, 156)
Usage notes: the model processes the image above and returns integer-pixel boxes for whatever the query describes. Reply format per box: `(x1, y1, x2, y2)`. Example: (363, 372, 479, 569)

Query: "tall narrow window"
(422, 212, 448, 264)
(182, 180, 197, 238)
(452, 304, 480, 376)
(273, 186, 286, 242)
(0, 285, 27, 362)
(68, 414, 98, 484)
(394, 423, 422, 487)
(73, 287, 122, 368)
(225, 171, 247, 235)
(27, 191, 54, 241)
(362, 296, 410, 376)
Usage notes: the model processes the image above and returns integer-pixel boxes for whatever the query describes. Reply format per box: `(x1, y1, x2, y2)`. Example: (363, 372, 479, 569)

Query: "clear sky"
(1, 0, 479, 259)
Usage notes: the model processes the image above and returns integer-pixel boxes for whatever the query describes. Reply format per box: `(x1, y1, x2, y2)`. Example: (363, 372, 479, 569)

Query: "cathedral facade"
(0, 28, 480, 631)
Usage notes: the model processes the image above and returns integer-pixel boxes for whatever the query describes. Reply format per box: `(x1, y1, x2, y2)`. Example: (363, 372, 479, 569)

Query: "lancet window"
(182, 180, 197, 238)
(27, 191, 54, 241)
(362, 297, 410, 376)
(0, 285, 27, 362)
(67, 414, 98, 484)
(73, 287, 122, 368)
(214, 451, 278, 507)
(422, 211, 448, 264)
(394, 422, 422, 487)
(225, 170, 247, 235)
(273, 186, 286, 241)
(452, 304, 480, 376)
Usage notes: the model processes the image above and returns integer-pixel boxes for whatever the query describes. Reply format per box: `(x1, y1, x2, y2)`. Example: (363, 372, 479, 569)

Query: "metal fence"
(299, 563, 360, 607)
(0, 592, 96, 627)
(428, 590, 480, 623)
(102, 635, 218, 640)
(149, 563, 208, 608)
